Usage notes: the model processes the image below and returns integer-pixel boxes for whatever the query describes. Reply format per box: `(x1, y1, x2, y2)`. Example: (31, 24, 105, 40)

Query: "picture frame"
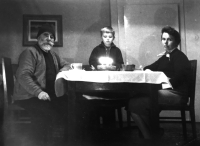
(23, 15, 63, 47)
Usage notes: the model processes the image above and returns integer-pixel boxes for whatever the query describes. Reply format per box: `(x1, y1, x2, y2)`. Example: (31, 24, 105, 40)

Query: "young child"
(87, 27, 124, 129)
(89, 26, 124, 70)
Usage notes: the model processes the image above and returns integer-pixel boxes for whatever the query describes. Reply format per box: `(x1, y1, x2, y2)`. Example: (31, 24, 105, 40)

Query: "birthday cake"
(97, 65, 116, 71)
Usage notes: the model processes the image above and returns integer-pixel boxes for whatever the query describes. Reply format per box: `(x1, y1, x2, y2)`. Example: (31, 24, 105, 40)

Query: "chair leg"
(117, 108, 123, 128)
(127, 110, 131, 127)
(181, 109, 187, 140)
(190, 108, 197, 139)
(3, 109, 15, 137)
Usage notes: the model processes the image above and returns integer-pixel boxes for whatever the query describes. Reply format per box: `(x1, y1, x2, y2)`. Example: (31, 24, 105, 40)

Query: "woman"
(128, 26, 191, 139)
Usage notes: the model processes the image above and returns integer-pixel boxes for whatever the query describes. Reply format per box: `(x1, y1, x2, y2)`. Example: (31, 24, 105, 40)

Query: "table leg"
(67, 82, 83, 145)
(67, 83, 90, 145)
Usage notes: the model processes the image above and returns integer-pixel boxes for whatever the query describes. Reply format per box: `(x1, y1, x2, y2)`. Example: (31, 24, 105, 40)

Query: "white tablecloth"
(56, 70, 171, 84)
(55, 70, 172, 97)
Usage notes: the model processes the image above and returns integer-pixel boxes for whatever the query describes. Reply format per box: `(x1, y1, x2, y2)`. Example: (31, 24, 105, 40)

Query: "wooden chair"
(159, 60, 197, 139)
(81, 65, 129, 128)
(2, 57, 30, 124)
(82, 94, 129, 128)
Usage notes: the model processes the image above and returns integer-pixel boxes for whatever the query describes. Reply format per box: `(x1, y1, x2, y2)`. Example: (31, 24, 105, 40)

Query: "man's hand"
(38, 91, 51, 101)
(60, 65, 72, 71)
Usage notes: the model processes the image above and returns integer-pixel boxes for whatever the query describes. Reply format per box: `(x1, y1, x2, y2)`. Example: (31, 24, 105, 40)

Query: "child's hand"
(139, 65, 143, 71)
(90, 65, 96, 70)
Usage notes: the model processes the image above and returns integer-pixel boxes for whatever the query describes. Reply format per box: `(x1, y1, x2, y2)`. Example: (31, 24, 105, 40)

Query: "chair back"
(2, 57, 15, 107)
(188, 60, 197, 108)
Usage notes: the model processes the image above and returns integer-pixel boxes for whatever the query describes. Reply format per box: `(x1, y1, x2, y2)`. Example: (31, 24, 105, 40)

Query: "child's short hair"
(100, 26, 115, 38)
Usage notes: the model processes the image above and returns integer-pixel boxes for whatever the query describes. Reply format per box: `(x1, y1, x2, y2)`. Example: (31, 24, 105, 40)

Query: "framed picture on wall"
(23, 15, 63, 47)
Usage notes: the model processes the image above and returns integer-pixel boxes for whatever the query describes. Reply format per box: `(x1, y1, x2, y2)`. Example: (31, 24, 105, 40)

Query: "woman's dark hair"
(161, 26, 181, 45)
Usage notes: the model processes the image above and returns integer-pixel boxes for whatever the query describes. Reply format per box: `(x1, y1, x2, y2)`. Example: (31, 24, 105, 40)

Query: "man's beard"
(42, 44, 52, 51)
(39, 42, 54, 52)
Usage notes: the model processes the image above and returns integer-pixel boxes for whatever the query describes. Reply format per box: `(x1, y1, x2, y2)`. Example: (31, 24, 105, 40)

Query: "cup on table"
(70, 63, 82, 70)
(121, 64, 135, 71)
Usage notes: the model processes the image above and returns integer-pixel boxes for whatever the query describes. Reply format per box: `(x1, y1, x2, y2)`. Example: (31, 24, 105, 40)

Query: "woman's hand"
(144, 69, 153, 72)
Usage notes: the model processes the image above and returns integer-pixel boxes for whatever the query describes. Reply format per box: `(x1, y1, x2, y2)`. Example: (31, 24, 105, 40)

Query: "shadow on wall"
(138, 7, 177, 67)
(75, 0, 111, 65)
(184, 0, 195, 13)
(63, 58, 74, 64)
(0, 0, 23, 62)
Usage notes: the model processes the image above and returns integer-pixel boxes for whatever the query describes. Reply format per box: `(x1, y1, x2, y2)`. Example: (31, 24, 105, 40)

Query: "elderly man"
(14, 24, 71, 145)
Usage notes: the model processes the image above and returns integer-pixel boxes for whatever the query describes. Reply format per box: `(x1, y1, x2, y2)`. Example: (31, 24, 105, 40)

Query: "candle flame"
(99, 57, 113, 65)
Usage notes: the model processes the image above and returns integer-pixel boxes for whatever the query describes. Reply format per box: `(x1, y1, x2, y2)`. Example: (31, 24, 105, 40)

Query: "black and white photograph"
(0, 0, 200, 146)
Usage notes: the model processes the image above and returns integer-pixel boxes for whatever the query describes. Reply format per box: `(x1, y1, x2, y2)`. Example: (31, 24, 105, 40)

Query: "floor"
(1, 119, 200, 146)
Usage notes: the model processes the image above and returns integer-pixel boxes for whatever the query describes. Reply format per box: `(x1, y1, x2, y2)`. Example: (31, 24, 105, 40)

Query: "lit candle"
(99, 57, 113, 66)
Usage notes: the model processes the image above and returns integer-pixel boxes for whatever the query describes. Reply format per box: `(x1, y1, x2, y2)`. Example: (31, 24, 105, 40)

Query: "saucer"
(69, 69, 85, 71)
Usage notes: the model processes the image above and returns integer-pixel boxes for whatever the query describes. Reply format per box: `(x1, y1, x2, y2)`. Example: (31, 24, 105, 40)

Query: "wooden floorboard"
(2, 120, 200, 146)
